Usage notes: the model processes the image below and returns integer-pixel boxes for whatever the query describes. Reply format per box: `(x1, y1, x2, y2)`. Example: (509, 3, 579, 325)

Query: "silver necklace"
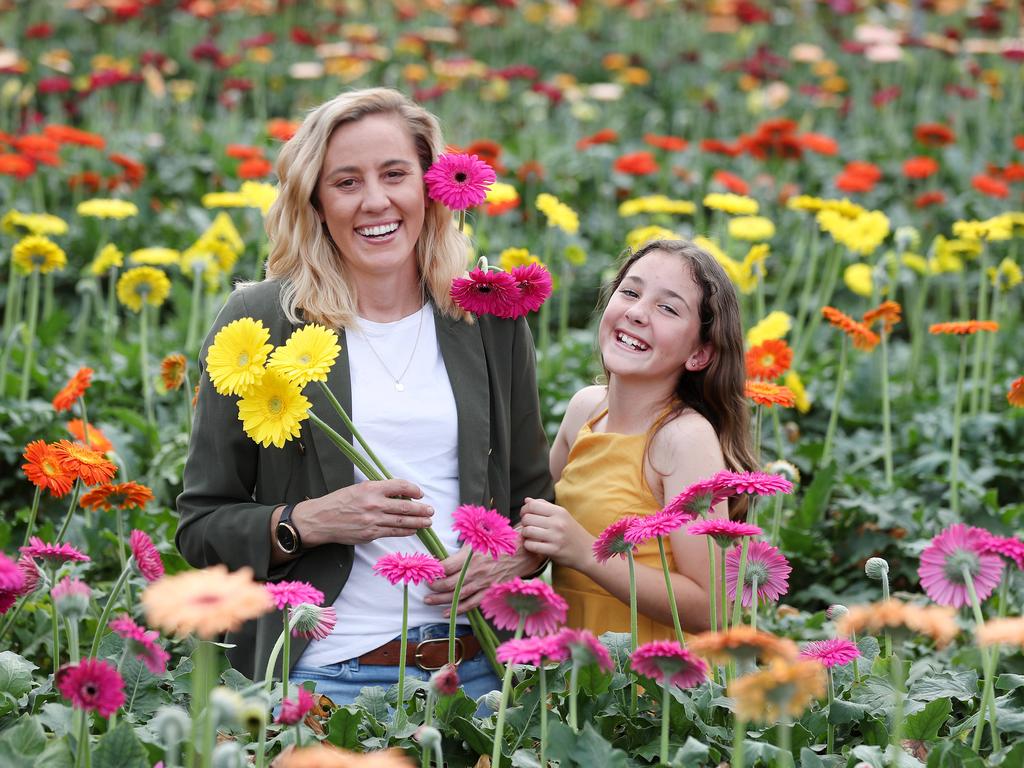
(359, 305, 425, 392)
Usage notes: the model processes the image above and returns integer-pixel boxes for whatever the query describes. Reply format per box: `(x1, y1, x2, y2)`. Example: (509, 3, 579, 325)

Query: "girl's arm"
(549, 385, 606, 482)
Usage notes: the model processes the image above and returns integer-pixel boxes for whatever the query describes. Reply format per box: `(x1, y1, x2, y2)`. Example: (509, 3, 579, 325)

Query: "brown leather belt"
(357, 635, 481, 671)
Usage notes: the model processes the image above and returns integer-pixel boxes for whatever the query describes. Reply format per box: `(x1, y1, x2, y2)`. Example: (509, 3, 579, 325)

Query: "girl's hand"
(519, 497, 594, 570)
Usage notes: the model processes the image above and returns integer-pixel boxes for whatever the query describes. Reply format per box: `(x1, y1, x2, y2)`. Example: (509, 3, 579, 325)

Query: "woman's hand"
(293, 479, 434, 547)
(519, 497, 594, 570)
(424, 546, 525, 616)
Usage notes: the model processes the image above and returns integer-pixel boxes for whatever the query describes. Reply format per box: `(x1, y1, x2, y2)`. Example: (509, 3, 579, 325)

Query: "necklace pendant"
(395, 382, 405, 392)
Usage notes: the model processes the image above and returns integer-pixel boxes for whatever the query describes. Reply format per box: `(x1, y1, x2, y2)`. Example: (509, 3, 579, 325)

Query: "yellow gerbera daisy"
(208, 212, 244, 253)
(77, 198, 140, 220)
(237, 368, 311, 448)
(618, 195, 695, 217)
(535, 193, 579, 235)
(116, 266, 171, 312)
(843, 263, 874, 297)
(625, 225, 680, 251)
(12, 235, 67, 274)
(485, 182, 519, 206)
(180, 247, 221, 290)
(728, 216, 775, 242)
(268, 324, 341, 387)
(201, 192, 249, 209)
(88, 243, 124, 276)
(2, 210, 69, 236)
(129, 247, 181, 267)
(703, 193, 758, 216)
(783, 370, 811, 413)
(205, 317, 273, 396)
(746, 311, 792, 346)
(498, 247, 539, 272)
(987, 257, 1022, 291)
(240, 181, 278, 216)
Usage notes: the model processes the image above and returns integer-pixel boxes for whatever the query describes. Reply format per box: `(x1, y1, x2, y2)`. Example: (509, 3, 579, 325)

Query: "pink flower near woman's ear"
(424, 153, 496, 211)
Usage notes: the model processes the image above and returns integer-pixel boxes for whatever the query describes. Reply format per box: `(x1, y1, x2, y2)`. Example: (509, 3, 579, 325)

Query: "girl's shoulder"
(649, 408, 720, 463)
(561, 385, 607, 443)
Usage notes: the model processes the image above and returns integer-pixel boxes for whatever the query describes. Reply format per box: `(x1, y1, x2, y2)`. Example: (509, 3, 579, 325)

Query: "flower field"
(2, 1, 1024, 766)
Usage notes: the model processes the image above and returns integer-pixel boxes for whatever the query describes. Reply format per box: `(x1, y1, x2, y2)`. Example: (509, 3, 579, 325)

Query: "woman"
(176, 88, 552, 702)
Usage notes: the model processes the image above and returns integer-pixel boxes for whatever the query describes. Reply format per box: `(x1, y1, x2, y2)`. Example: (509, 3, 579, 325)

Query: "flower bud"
(151, 705, 191, 748)
(864, 557, 889, 580)
(416, 725, 442, 751)
(209, 687, 244, 729)
(763, 459, 801, 485)
(430, 663, 460, 697)
(825, 604, 848, 621)
(238, 696, 269, 737)
(211, 741, 246, 768)
(51, 577, 91, 620)
(481, 690, 502, 712)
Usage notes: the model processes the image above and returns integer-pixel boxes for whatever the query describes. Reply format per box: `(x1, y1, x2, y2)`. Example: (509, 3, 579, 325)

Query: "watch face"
(276, 523, 297, 553)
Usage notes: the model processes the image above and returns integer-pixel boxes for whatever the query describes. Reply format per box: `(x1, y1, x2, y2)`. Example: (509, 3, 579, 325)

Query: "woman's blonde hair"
(264, 87, 467, 328)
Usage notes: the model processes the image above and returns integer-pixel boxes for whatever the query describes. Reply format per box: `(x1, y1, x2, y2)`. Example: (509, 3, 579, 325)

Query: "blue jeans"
(291, 624, 500, 711)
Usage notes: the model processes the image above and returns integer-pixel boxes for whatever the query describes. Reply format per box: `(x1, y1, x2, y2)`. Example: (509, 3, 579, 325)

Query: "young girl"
(520, 239, 756, 641)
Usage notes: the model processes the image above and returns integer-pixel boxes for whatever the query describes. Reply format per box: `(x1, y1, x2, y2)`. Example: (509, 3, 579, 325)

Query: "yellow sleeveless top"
(551, 409, 678, 644)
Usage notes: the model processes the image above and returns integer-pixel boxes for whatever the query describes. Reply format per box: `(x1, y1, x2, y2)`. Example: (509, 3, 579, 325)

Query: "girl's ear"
(686, 343, 715, 372)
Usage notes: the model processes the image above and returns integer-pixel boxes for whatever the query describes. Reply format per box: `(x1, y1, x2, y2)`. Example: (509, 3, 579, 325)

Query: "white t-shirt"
(297, 303, 467, 667)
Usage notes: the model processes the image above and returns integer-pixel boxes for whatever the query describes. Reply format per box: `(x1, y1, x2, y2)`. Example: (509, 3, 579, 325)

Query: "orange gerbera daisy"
(267, 118, 300, 143)
(837, 600, 958, 648)
(613, 151, 659, 175)
(1006, 376, 1023, 407)
(902, 156, 939, 179)
(915, 190, 946, 208)
(52, 367, 94, 412)
(971, 173, 1010, 199)
(643, 133, 688, 152)
(928, 320, 999, 335)
(914, 123, 956, 146)
(575, 128, 618, 151)
(44, 124, 106, 149)
(745, 380, 796, 407)
(729, 659, 826, 724)
(80, 481, 154, 511)
(712, 169, 749, 195)
(161, 353, 187, 391)
(821, 307, 880, 350)
(976, 617, 1024, 648)
(226, 144, 264, 160)
(689, 627, 799, 666)
(862, 300, 902, 333)
(237, 157, 273, 179)
(745, 339, 793, 380)
(66, 419, 114, 453)
(52, 440, 117, 486)
(22, 440, 75, 498)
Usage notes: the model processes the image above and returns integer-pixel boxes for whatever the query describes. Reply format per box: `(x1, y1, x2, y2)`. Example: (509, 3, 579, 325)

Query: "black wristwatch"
(275, 503, 302, 555)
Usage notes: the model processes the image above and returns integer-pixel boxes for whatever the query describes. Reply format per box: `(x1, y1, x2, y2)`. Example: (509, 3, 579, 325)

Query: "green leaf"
(996, 674, 1024, 692)
(799, 748, 825, 768)
(903, 697, 951, 741)
(511, 750, 543, 768)
(575, 662, 611, 696)
(353, 687, 390, 723)
(739, 739, 789, 768)
(92, 721, 149, 768)
(671, 736, 710, 768)
(38, 703, 75, 737)
(35, 739, 74, 768)
(570, 723, 629, 768)
(0, 715, 47, 767)
(450, 716, 493, 758)
(908, 669, 979, 702)
(0, 652, 37, 714)
(324, 706, 364, 750)
(827, 698, 871, 725)
(926, 741, 985, 768)
(796, 460, 837, 529)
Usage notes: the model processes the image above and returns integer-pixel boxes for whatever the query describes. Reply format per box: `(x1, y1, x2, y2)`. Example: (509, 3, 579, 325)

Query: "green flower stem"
(964, 566, 999, 752)
(980, 287, 1001, 414)
(0, 321, 25, 398)
(55, 480, 83, 545)
(67, 619, 80, 665)
(794, 243, 842, 368)
(21, 486, 41, 548)
(659, 680, 671, 765)
(74, 710, 91, 768)
(949, 336, 968, 515)
(771, 406, 785, 462)
(190, 640, 216, 768)
(185, 269, 204, 355)
(731, 538, 752, 629)
(538, 299, 551, 374)
(458, 209, 466, 234)
(908, 271, 931, 395)
(879, 329, 893, 488)
(850, 629, 861, 684)
(18, 269, 41, 403)
(539, 665, 548, 768)
(282, 609, 291, 705)
(140, 304, 155, 426)
(706, 538, 718, 635)
(628, 550, 639, 715)
(731, 717, 747, 768)
(776, 719, 791, 767)
(263, 630, 286, 694)
(826, 668, 835, 755)
(2, 256, 20, 340)
(50, 592, 61, 675)
(769, 494, 784, 547)
(557, 261, 572, 344)
(657, 536, 684, 645)
(880, 571, 892, 658)
(719, 544, 729, 634)
(88, 558, 134, 660)
(889, 654, 905, 761)
(307, 411, 382, 482)
(491, 617, 526, 768)
(396, 586, 410, 723)
(104, 268, 119, 344)
(421, 689, 435, 768)
(997, 573, 1010, 618)
(752, 404, 763, 465)
(821, 334, 848, 467)
(0, 596, 28, 642)
(316, 381, 392, 482)
(449, 550, 473, 665)
(750, 576, 758, 631)
(968, 246, 990, 417)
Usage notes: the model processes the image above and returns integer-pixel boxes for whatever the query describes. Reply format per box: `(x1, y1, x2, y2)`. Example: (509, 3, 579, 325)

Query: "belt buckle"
(414, 637, 462, 670)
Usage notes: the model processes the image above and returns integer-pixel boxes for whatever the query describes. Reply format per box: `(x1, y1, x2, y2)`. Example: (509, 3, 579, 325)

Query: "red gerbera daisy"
(687, 519, 763, 550)
(592, 517, 640, 563)
(497, 634, 568, 665)
(613, 151, 659, 175)
(266, 580, 324, 610)
(56, 658, 126, 718)
(108, 615, 170, 674)
(745, 339, 793, 380)
(21, 537, 90, 565)
(972, 173, 1010, 199)
(509, 262, 553, 317)
(799, 638, 860, 668)
(902, 156, 939, 179)
(52, 367, 93, 412)
(631, 641, 708, 688)
(276, 687, 315, 725)
(53, 440, 117, 486)
(918, 523, 1003, 608)
(1008, 376, 1024, 408)
(726, 540, 791, 607)
(450, 268, 521, 317)
(644, 133, 688, 152)
(914, 123, 956, 146)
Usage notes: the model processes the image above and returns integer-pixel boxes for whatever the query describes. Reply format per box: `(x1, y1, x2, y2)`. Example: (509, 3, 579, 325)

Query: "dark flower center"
(454, 172, 467, 183)
(84, 683, 98, 698)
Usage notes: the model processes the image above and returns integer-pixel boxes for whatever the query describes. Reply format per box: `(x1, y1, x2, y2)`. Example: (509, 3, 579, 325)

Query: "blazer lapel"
(305, 329, 356, 493)
(435, 310, 489, 507)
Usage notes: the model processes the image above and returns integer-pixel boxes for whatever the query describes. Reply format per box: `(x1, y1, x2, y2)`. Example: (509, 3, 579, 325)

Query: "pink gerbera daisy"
(21, 537, 90, 565)
(508, 263, 553, 317)
(56, 658, 126, 718)
(918, 523, 1004, 608)
(452, 505, 519, 559)
(554, 628, 613, 672)
(799, 638, 860, 669)
(0, 553, 24, 593)
(726, 540, 791, 608)
(290, 603, 337, 641)
(593, 517, 639, 563)
(623, 509, 695, 545)
(0, 592, 15, 614)
(450, 268, 522, 318)
(130, 529, 164, 582)
(980, 535, 1024, 570)
(497, 634, 568, 666)
(51, 577, 91, 618)
(109, 615, 170, 674)
(373, 552, 446, 586)
(276, 686, 315, 725)
(631, 640, 708, 688)
(266, 580, 324, 610)
(662, 473, 733, 517)
(722, 471, 794, 497)
(687, 519, 764, 549)
(424, 153, 497, 210)
(481, 577, 568, 636)
(430, 664, 460, 696)
(17, 555, 40, 594)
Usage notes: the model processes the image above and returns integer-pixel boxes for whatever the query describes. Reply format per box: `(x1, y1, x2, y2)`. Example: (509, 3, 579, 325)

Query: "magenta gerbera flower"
(0, 592, 15, 614)
(109, 615, 170, 674)
(373, 552, 446, 586)
(51, 576, 91, 618)
(593, 517, 639, 563)
(918, 523, 1004, 608)
(726, 540, 791, 608)
(722, 471, 794, 497)
(430, 663, 461, 696)
(450, 267, 522, 317)
(56, 658, 126, 718)
(509, 263, 553, 317)
(276, 686, 315, 725)
(687, 519, 763, 549)
(481, 577, 568, 636)
(662, 474, 733, 518)
(17, 555, 40, 595)
(129, 530, 164, 582)
(623, 509, 695, 545)
(980, 534, 1024, 570)
(0, 553, 25, 593)
(555, 628, 613, 671)
(424, 153, 497, 210)
(631, 640, 708, 688)
(799, 638, 860, 669)
(290, 603, 337, 641)
(266, 580, 325, 610)
(21, 537, 90, 565)
(496, 634, 568, 666)
(452, 504, 519, 559)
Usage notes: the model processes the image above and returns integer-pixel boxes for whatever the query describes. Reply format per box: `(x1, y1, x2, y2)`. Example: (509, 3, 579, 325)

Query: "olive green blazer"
(175, 279, 553, 680)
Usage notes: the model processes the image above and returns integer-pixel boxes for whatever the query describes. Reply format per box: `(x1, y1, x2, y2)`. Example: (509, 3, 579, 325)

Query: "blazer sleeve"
(175, 288, 279, 581)
(506, 316, 555, 524)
